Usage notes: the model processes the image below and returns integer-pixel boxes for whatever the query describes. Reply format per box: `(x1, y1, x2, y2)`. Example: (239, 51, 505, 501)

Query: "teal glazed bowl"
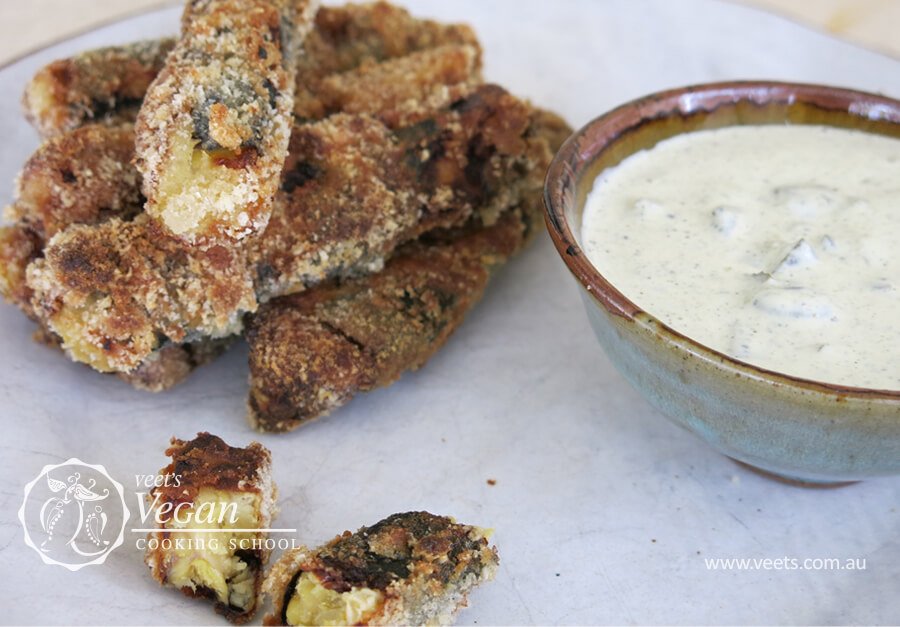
(544, 81, 900, 484)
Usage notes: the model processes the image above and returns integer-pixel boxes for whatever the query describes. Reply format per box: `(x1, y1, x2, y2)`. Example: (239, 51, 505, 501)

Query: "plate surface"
(0, 1, 898, 624)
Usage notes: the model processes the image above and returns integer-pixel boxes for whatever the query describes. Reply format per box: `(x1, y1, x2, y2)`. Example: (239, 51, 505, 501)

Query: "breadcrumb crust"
(262, 511, 499, 626)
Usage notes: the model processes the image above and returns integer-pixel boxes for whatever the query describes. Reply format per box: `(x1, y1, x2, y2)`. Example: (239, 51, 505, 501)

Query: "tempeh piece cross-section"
(145, 433, 277, 624)
(263, 511, 498, 626)
(135, 0, 318, 244)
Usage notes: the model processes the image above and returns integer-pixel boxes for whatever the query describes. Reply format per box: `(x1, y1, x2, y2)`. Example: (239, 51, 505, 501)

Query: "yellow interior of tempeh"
(155, 130, 253, 237)
(162, 488, 261, 610)
(285, 571, 383, 626)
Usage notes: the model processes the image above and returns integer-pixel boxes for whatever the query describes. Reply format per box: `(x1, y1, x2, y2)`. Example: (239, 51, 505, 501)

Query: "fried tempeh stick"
(22, 39, 175, 139)
(262, 511, 498, 626)
(315, 44, 480, 128)
(6, 124, 141, 240)
(27, 213, 256, 372)
(252, 84, 536, 297)
(246, 204, 538, 432)
(135, 0, 318, 244)
(28, 85, 543, 374)
(0, 124, 141, 316)
(145, 433, 277, 624)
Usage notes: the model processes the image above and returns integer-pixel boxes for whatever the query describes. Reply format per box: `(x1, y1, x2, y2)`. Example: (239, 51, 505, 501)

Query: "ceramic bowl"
(544, 81, 900, 484)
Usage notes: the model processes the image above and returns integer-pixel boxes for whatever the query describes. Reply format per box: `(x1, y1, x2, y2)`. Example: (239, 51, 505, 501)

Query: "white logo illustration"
(18, 458, 130, 571)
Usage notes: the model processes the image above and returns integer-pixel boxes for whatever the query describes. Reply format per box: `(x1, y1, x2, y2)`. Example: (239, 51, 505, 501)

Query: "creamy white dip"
(581, 125, 899, 390)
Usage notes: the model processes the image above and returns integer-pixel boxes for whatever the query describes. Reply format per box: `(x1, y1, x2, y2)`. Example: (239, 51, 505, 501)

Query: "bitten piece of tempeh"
(135, 0, 318, 244)
(145, 433, 277, 624)
(263, 511, 498, 626)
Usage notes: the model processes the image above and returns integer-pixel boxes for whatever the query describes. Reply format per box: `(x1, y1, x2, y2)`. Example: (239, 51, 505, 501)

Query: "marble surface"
(0, 1, 898, 625)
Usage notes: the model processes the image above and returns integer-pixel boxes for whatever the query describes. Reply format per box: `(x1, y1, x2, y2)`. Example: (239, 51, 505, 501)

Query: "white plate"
(1, 1, 898, 624)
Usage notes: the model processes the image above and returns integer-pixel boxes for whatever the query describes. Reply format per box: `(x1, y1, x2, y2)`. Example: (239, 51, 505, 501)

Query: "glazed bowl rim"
(544, 79, 900, 401)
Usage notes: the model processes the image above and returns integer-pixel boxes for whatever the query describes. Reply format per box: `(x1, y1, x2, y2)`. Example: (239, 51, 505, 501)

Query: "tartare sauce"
(581, 125, 899, 390)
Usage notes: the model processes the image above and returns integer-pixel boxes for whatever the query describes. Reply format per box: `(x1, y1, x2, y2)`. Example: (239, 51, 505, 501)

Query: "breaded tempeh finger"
(27, 214, 256, 372)
(262, 511, 498, 626)
(246, 205, 537, 432)
(0, 124, 141, 316)
(22, 39, 175, 138)
(253, 84, 536, 297)
(315, 44, 481, 127)
(135, 0, 318, 244)
(28, 85, 544, 374)
(6, 124, 141, 240)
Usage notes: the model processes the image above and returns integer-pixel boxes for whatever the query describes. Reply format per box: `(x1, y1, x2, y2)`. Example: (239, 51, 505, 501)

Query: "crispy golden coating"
(29, 84, 542, 374)
(0, 124, 141, 317)
(0, 225, 40, 315)
(246, 206, 534, 432)
(293, 2, 480, 119)
(135, 0, 318, 244)
(263, 511, 499, 626)
(22, 39, 175, 138)
(316, 44, 480, 127)
(27, 214, 256, 372)
(6, 124, 141, 239)
(253, 84, 538, 297)
(146, 433, 276, 624)
(153, 432, 273, 499)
